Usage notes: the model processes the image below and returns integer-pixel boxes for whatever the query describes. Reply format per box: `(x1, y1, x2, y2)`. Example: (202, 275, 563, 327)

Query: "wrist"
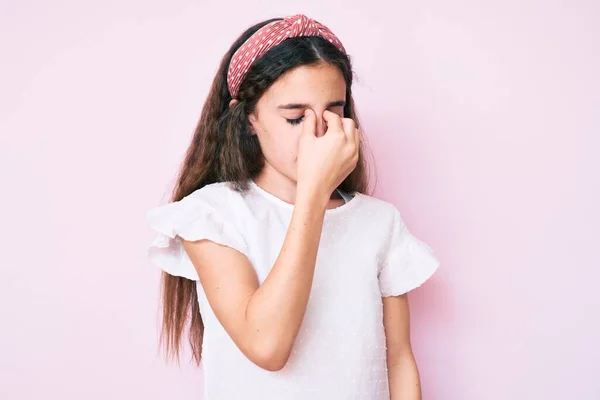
(295, 181, 331, 211)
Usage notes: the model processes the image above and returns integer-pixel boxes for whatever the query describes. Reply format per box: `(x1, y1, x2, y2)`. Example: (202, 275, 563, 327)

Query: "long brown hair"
(160, 17, 373, 365)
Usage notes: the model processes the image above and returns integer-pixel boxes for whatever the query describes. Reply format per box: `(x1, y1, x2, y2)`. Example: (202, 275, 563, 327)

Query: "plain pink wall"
(1, 1, 598, 399)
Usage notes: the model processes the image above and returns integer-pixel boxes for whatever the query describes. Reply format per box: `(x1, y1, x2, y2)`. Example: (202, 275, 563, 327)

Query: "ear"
(230, 99, 258, 136)
(247, 112, 258, 136)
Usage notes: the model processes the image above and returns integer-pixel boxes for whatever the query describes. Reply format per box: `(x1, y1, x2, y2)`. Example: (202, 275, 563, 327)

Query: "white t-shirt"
(146, 180, 440, 400)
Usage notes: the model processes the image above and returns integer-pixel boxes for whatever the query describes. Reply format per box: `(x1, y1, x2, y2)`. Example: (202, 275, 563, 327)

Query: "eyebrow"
(277, 100, 346, 110)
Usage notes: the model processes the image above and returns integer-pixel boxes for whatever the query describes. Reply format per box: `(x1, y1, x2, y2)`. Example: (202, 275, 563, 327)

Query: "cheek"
(261, 120, 301, 159)
(275, 129, 301, 162)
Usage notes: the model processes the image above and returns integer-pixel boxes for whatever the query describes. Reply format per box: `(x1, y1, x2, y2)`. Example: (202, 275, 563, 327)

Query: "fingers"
(340, 115, 360, 153)
(342, 117, 356, 139)
(301, 109, 317, 138)
(351, 129, 360, 160)
(319, 110, 359, 152)
(322, 110, 344, 134)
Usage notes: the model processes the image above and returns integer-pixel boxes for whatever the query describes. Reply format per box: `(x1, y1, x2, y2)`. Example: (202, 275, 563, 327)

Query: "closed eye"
(286, 116, 305, 126)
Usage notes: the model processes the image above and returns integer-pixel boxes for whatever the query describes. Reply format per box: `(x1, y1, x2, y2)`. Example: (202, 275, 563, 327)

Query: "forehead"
(260, 63, 346, 106)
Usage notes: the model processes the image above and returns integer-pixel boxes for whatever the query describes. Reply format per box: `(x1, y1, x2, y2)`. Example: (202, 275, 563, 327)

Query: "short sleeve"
(378, 208, 440, 297)
(145, 192, 249, 281)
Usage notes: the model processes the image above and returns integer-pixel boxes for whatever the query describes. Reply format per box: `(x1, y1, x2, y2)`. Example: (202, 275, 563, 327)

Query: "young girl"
(146, 14, 440, 400)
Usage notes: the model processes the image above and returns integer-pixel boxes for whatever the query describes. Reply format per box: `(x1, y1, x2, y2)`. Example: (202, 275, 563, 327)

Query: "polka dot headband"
(227, 14, 347, 99)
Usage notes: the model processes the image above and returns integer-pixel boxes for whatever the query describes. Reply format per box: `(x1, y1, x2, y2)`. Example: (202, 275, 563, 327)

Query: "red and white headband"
(227, 14, 347, 99)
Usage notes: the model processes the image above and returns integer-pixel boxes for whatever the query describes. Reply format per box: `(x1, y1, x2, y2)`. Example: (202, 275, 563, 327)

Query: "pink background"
(1, 1, 598, 399)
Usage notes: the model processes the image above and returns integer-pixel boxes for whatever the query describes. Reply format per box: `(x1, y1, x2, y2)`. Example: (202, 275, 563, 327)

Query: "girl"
(146, 14, 440, 400)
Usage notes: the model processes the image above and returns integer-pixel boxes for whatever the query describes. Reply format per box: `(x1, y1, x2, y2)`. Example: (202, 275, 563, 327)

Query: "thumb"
(301, 109, 317, 138)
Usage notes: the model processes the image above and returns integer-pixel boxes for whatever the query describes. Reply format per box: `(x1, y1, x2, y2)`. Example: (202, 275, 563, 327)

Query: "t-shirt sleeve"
(145, 191, 249, 281)
(378, 207, 440, 297)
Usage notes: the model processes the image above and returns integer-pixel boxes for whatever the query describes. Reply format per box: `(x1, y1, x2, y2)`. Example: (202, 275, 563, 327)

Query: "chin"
(279, 174, 297, 185)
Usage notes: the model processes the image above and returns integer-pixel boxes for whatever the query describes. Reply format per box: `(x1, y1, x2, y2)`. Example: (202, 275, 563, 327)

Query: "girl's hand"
(297, 109, 359, 199)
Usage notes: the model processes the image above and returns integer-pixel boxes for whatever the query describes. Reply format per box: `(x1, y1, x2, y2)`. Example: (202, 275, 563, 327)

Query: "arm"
(383, 294, 422, 400)
(182, 110, 359, 372)
(181, 186, 329, 371)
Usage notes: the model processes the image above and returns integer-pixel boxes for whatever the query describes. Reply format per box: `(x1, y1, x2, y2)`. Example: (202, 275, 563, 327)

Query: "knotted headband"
(227, 14, 347, 99)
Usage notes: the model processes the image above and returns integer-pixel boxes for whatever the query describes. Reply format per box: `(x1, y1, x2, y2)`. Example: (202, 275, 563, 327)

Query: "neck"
(253, 165, 343, 206)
